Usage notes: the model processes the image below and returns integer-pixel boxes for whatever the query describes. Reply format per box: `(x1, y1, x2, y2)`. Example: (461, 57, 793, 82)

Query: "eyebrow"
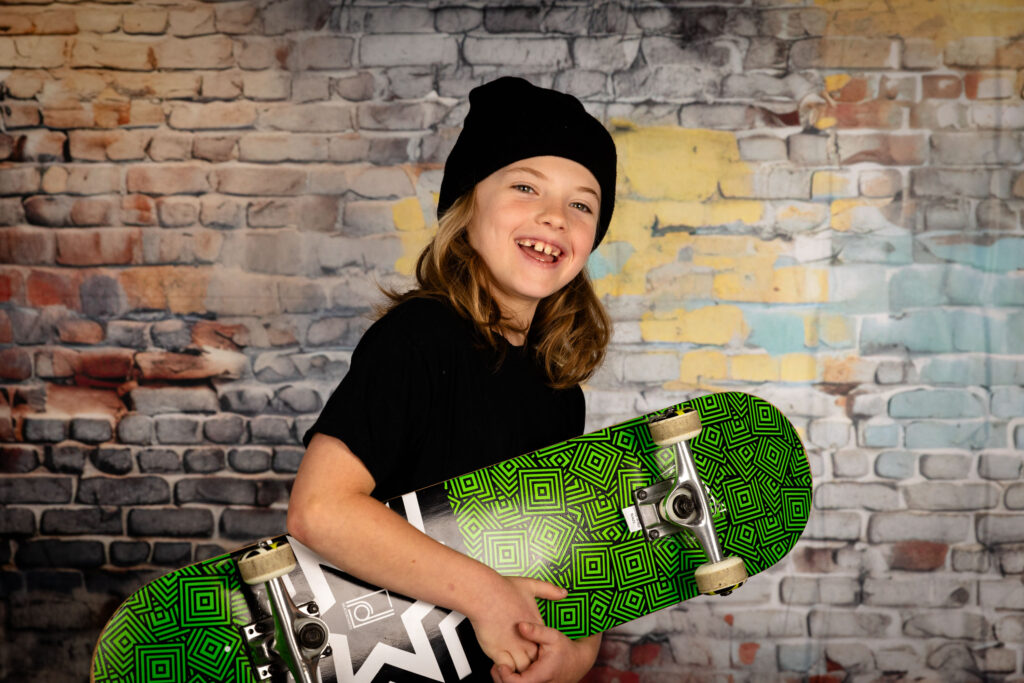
(506, 165, 601, 201)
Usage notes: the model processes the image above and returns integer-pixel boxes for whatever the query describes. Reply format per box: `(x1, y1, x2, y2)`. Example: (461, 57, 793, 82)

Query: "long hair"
(381, 192, 611, 390)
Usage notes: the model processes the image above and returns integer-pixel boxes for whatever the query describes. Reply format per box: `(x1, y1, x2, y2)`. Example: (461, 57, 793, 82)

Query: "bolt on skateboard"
(91, 391, 811, 682)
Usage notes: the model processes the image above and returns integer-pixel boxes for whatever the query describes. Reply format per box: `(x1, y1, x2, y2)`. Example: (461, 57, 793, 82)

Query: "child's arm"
(288, 433, 564, 672)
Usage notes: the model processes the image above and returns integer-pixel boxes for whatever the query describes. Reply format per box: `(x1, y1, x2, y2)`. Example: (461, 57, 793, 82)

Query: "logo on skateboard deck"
(343, 590, 396, 630)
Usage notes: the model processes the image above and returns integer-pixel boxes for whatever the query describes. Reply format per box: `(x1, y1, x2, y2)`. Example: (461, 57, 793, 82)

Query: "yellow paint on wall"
(394, 230, 433, 276)
(678, 349, 729, 385)
(714, 266, 828, 303)
(781, 354, 819, 382)
(811, 0, 1024, 44)
(812, 171, 855, 198)
(824, 73, 852, 92)
(830, 197, 898, 232)
(730, 354, 780, 382)
(392, 197, 425, 232)
(821, 314, 854, 346)
(640, 305, 748, 345)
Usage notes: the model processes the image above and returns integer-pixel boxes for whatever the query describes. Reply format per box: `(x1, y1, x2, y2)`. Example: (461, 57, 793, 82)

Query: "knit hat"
(438, 77, 617, 249)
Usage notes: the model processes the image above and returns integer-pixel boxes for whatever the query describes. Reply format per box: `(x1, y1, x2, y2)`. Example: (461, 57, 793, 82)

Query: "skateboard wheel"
(238, 543, 297, 585)
(648, 409, 701, 446)
(694, 556, 748, 596)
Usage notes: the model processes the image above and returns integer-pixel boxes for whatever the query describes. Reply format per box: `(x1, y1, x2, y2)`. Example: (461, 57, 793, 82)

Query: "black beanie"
(438, 77, 617, 250)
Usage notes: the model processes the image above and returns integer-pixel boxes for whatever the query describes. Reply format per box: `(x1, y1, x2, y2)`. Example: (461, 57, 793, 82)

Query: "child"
(289, 77, 617, 682)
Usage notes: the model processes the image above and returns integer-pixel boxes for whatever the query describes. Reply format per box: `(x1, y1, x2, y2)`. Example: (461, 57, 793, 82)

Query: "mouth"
(515, 238, 563, 264)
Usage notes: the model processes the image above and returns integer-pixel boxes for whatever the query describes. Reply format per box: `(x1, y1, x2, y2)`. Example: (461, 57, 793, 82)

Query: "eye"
(512, 184, 535, 194)
(570, 201, 593, 214)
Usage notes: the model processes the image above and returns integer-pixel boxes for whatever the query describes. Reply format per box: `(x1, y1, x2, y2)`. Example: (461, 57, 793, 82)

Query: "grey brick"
(219, 388, 271, 415)
(907, 421, 996, 451)
(573, 36, 640, 71)
(463, 36, 570, 68)
(155, 415, 203, 444)
(952, 544, 989, 572)
(1, 446, 40, 473)
(196, 543, 228, 561)
(176, 478, 256, 505)
(0, 477, 72, 504)
(184, 447, 226, 473)
(92, 448, 133, 475)
(128, 508, 214, 537)
(228, 448, 272, 473)
(151, 319, 191, 351)
(77, 477, 170, 506)
(110, 541, 150, 566)
(738, 135, 787, 161)
(904, 482, 1000, 511)
(730, 609, 807, 638)
(138, 448, 182, 473)
(977, 514, 1024, 545)
(44, 444, 91, 474)
(905, 611, 990, 640)
(15, 540, 105, 569)
(434, 7, 481, 33)
(220, 508, 286, 541)
(204, 414, 247, 444)
(250, 416, 294, 444)
(117, 414, 154, 445)
(863, 577, 972, 608)
(803, 511, 861, 541)
(359, 33, 457, 67)
(1005, 483, 1024, 509)
(79, 273, 127, 318)
(932, 131, 1023, 166)
(41, 508, 122, 535)
(832, 451, 868, 478)
(0, 508, 36, 536)
(357, 101, 447, 132)
(273, 386, 322, 414)
(789, 133, 833, 165)
(777, 643, 821, 672)
(912, 168, 995, 198)
(809, 610, 893, 638)
(815, 483, 899, 511)
(869, 512, 971, 543)
(106, 321, 149, 348)
(71, 418, 113, 444)
(780, 576, 859, 605)
(152, 542, 192, 567)
(889, 388, 986, 419)
(257, 480, 290, 506)
(824, 643, 874, 673)
(23, 417, 69, 443)
(980, 579, 1024, 609)
(131, 389, 219, 417)
(273, 447, 304, 473)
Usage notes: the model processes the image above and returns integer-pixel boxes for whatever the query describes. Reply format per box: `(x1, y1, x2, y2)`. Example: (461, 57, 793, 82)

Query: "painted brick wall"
(2, 1, 1023, 681)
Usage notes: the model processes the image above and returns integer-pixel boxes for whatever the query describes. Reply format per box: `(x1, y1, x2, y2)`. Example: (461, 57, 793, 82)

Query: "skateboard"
(91, 391, 811, 683)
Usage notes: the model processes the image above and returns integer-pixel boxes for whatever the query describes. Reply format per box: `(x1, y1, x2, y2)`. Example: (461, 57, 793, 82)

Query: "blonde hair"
(382, 192, 611, 389)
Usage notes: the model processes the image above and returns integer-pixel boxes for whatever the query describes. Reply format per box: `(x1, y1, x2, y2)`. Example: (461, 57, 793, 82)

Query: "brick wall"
(2, 1, 1023, 681)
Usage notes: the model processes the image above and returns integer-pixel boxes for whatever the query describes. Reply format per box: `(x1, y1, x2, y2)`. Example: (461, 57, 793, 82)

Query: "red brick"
(191, 320, 249, 351)
(827, 101, 904, 129)
(828, 76, 869, 103)
(629, 642, 661, 667)
(136, 349, 246, 380)
(739, 642, 760, 666)
(0, 347, 32, 381)
(126, 163, 211, 195)
(0, 269, 24, 303)
(35, 346, 78, 379)
(122, 194, 157, 226)
(0, 228, 55, 264)
(580, 666, 639, 683)
(119, 266, 211, 314)
(0, 310, 11, 343)
(76, 348, 135, 381)
(965, 71, 1017, 100)
(838, 133, 927, 165)
(56, 229, 141, 266)
(69, 197, 115, 226)
(57, 318, 104, 345)
(93, 100, 131, 128)
(923, 75, 962, 99)
(890, 540, 947, 571)
(26, 269, 78, 309)
(24, 195, 72, 226)
(45, 384, 124, 418)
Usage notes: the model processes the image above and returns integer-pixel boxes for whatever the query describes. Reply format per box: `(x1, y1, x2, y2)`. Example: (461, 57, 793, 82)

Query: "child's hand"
(490, 622, 602, 683)
(468, 576, 567, 672)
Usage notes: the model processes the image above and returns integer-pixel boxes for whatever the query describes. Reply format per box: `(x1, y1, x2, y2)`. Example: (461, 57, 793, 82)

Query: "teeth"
(517, 239, 562, 258)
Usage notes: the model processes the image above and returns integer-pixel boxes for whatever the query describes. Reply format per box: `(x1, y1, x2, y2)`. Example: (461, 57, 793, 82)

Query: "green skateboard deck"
(92, 391, 811, 682)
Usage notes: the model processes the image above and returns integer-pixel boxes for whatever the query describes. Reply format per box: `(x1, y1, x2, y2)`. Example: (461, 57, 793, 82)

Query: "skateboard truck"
(635, 409, 749, 596)
(238, 541, 331, 683)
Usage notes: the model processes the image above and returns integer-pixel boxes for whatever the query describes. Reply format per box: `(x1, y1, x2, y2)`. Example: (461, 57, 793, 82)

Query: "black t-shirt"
(303, 297, 585, 501)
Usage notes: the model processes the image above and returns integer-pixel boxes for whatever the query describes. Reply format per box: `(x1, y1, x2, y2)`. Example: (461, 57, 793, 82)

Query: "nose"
(537, 198, 567, 231)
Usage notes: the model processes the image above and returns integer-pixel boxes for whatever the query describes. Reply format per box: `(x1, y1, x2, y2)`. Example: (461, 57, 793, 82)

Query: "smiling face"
(465, 155, 600, 331)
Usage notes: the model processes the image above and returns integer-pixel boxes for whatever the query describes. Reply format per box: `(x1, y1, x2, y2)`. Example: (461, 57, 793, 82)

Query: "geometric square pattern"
(446, 391, 810, 639)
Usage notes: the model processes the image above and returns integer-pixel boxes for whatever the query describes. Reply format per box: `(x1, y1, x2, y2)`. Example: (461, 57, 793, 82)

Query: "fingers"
(523, 578, 569, 602)
(517, 621, 561, 646)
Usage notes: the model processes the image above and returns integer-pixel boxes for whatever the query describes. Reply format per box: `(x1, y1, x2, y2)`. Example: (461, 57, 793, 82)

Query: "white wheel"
(649, 409, 702, 446)
(694, 556, 748, 596)
(237, 542, 297, 585)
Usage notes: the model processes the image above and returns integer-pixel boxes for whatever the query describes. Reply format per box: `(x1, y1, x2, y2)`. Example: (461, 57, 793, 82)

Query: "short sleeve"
(302, 315, 435, 493)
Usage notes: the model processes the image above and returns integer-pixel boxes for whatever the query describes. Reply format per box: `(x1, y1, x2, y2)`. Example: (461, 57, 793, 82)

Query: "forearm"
(288, 485, 502, 618)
